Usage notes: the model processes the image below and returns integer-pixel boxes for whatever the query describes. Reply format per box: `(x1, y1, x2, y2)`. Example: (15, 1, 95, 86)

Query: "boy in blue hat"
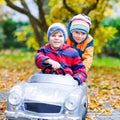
(35, 22, 87, 85)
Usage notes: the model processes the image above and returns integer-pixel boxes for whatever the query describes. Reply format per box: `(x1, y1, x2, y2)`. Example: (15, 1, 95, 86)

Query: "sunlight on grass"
(92, 56, 120, 68)
(0, 51, 35, 61)
(1, 50, 120, 68)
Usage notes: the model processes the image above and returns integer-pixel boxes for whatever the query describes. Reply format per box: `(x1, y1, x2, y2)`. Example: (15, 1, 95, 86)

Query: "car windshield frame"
(28, 73, 78, 86)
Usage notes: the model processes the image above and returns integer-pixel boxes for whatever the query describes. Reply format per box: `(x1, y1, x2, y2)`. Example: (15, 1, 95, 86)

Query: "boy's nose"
(78, 34, 82, 37)
(55, 36, 59, 39)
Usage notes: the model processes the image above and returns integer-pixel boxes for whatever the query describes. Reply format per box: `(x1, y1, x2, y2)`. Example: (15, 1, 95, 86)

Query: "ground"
(0, 90, 120, 120)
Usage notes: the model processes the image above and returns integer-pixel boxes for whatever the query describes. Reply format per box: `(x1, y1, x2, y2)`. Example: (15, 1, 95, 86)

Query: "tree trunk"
(5, 0, 48, 47)
(29, 18, 43, 46)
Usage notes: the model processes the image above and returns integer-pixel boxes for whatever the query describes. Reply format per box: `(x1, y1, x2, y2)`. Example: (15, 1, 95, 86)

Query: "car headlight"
(65, 97, 77, 111)
(8, 91, 22, 106)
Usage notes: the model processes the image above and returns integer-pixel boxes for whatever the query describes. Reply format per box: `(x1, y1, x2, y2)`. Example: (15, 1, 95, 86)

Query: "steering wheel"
(42, 65, 66, 75)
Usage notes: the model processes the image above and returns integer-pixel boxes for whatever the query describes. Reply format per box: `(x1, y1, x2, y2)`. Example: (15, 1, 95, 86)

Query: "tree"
(102, 17, 120, 57)
(47, 0, 117, 54)
(0, 27, 6, 49)
(4, 0, 118, 54)
(5, 0, 48, 46)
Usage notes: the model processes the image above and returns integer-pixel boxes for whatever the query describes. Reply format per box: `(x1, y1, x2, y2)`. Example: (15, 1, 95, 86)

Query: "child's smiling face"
(49, 30, 64, 50)
(71, 30, 87, 43)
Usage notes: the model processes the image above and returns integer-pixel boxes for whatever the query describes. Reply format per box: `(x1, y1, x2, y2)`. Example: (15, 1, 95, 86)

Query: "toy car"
(5, 66, 88, 120)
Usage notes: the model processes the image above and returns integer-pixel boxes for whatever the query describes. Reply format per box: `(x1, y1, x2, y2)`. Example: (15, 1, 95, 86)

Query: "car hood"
(24, 83, 76, 104)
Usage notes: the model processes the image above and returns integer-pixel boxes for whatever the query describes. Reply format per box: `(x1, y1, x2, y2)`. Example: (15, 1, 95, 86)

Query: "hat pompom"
(47, 23, 67, 41)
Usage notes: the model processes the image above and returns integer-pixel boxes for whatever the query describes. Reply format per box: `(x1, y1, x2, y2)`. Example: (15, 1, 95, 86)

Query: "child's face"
(71, 30, 87, 43)
(49, 31, 64, 50)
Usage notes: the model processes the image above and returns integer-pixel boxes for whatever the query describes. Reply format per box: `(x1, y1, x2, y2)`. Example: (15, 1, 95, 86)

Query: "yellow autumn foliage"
(0, 0, 5, 3)
(94, 26, 117, 54)
(47, 0, 117, 55)
(15, 31, 27, 42)
(48, 0, 60, 7)
(118, 1, 120, 6)
(3, 0, 118, 54)
(26, 36, 39, 50)
(15, 26, 39, 50)
(104, 9, 114, 17)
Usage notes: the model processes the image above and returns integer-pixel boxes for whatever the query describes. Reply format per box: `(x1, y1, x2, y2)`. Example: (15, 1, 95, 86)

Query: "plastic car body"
(5, 72, 88, 120)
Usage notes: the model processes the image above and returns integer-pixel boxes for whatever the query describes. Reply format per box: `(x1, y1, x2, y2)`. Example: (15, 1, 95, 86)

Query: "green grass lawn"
(0, 50, 120, 68)
(92, 56, 120, 68)
(0, 50, 35, 61)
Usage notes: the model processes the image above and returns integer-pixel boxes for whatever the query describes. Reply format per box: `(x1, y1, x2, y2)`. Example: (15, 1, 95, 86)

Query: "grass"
(0, 50, 35, 61)
(0, 50, 120, 68)
(92, 56, 120, 68)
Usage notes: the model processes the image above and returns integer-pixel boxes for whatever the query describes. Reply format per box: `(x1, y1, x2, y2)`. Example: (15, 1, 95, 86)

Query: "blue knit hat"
(47, 23, 67, 41)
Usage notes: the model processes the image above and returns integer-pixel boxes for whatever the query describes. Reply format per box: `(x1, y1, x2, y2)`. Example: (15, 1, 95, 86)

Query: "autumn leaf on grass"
(86, 114, 97, 120)
(110, 99, 120, 109)
(99, 108, 112, 115)
(0, 101, 7, 113)
(0, 82, 6, 91)
(111, 89, 120, 96)
(88, 95, 103, 111)
(86, 116, 93, 120)
(99, 89, 112, 101)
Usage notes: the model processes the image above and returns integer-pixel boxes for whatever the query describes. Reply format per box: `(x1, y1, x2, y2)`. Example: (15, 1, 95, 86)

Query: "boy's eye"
(51, 34, 63, 37)
(75, 31, 79, 34)
(51, 35, 55, 37)
(59, 35, 63, 37)
(74, 31, 87, 35)
(82, 32, 86, 35)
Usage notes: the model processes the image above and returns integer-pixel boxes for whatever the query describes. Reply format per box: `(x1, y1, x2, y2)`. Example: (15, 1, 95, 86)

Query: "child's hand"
(44, 59, 61, 69)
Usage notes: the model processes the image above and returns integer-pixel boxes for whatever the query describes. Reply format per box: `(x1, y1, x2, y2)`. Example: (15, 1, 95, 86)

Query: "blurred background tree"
(102, 17, 120, 57)
(0, 0, 119, 56)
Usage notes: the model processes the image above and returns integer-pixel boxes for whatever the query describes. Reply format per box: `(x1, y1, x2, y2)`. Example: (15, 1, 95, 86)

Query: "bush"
(0, 27, 6, 49)
(1, 19, 29, 49)
(101, 17, 120, 57)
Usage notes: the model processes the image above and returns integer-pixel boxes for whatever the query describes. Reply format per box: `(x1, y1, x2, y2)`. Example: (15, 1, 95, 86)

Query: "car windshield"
(28, 73, 78, 86)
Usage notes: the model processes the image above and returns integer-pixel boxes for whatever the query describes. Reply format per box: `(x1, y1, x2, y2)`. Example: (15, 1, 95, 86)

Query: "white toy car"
(5, 66, 88, 120)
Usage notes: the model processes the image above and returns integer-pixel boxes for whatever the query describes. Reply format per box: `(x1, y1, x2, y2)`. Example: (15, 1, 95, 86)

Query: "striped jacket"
(35, 44, 87, 85)
(66, 35, 94, 72)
